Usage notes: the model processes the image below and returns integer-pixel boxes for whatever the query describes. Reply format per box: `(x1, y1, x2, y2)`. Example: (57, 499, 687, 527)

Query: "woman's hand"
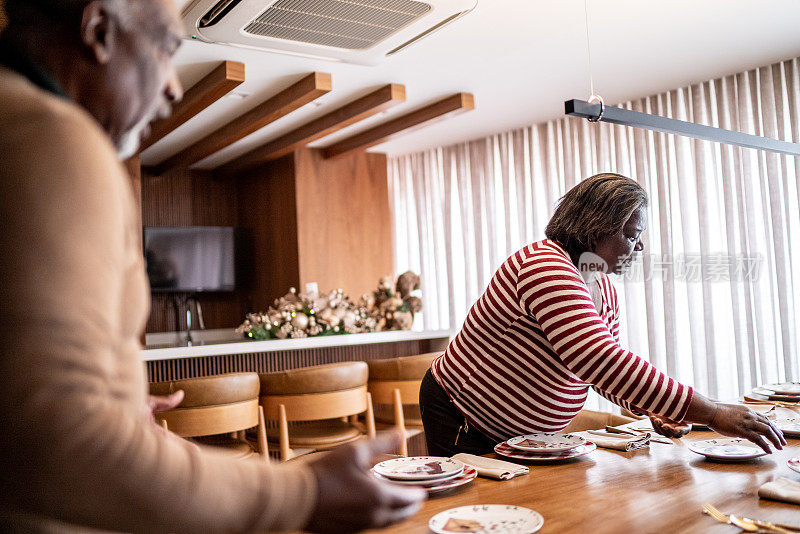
(648, 414, 691, 438)
(707, 403, 786, 454)
(305, 433, 426, 533)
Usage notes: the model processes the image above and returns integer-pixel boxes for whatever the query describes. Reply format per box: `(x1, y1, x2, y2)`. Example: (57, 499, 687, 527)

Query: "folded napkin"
(452, 453, 529, 480)
(759, 477, 800, 505)
(577, 430, 650, 451)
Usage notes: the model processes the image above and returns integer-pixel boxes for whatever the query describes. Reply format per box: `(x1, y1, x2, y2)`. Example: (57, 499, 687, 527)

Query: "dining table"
(371, 406, 800, 534)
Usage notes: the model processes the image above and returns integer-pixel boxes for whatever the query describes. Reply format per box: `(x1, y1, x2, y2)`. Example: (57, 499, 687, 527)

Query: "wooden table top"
(372, 409, 800, 534)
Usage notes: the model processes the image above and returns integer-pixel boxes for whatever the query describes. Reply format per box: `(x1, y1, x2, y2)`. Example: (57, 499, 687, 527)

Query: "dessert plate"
(788, 457, 800, 474)
(688, 438, 767, 461)
(429, 505, 544, 534)
(506, 432, 586, 453)
(372, 456, 463, 481)
(494, 440, 596, 461)
(775, 418, 800, 438)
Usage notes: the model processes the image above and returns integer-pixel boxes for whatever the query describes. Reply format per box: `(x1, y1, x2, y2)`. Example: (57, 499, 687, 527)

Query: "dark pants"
(419, 370, 497, 456)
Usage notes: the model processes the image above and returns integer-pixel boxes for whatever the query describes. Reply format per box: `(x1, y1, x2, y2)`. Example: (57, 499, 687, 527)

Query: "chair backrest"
(367, 353, 439, 405)
(258, 361, 369, 422)
(260, 386, 368, 422)
(150, 372, 260, 438)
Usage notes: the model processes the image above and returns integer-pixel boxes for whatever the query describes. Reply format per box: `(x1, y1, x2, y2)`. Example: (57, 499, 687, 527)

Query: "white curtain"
(389, 57, 800, 406)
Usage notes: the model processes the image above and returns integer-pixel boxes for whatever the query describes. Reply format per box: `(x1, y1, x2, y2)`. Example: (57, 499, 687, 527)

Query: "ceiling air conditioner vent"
(183, 0, 476, 65)
(243, 0, 431, 50)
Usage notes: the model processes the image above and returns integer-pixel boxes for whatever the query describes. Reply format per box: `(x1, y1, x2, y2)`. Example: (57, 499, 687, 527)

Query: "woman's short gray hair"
(545, 173, 648, 263)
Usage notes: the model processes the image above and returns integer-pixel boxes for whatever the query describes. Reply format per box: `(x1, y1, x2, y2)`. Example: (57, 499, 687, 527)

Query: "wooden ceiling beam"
(322, 92, 475, 159)
(140, 61, 244, 152)
(151, 72, 332, 174)
(219, 84, 406, 174)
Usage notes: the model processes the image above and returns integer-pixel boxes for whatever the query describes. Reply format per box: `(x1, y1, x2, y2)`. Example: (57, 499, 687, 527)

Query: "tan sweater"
(0, 66, 317, 533)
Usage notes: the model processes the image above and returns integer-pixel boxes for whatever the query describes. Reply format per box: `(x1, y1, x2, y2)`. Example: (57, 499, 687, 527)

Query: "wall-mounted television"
(143, 226, 238, 293)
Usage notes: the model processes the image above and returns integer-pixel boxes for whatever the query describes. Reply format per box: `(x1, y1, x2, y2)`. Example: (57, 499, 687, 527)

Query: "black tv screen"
(144, 226, 236, 292)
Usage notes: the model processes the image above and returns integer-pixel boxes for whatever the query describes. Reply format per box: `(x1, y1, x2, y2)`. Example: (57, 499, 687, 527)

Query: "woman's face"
(593, 207, 647, 275)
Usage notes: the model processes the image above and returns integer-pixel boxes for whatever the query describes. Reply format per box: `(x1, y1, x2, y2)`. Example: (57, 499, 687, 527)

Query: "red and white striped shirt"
(431, 239, 693, 441)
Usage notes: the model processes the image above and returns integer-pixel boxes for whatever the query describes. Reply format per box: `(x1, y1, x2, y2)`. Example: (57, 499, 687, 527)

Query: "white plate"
(506, 432, 586, 453)
(762, 382, 800, 395)
(373, 466, 478, 493)
(789, 458, 800, 474)
(495, 440, 596, 461)
(688, 438, 767, 461)
(372, 456, 464, 481)
(775, 418, 800, 438)
(752, 387, 800, 402)
(429, 505, 544, 534)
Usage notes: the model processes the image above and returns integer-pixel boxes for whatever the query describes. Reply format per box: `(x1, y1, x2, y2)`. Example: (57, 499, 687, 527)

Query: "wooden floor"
(371, 410, 800, 534)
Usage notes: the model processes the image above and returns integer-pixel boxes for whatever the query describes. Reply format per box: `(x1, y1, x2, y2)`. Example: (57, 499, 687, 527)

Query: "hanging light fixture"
(566, 1, 800, 157)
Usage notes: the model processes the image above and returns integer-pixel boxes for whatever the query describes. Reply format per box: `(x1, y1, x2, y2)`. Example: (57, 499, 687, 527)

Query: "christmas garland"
(236, 272, 422, 341)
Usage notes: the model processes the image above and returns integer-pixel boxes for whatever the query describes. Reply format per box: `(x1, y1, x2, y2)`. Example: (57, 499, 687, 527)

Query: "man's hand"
(648, 414, 691, 438)
(146, 390, 184, 422)
(305, 433, 427, 534)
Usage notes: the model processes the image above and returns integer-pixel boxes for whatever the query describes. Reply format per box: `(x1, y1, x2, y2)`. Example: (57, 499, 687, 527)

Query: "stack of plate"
(372, 456, 477, 493)
(751, 382, 800, 402)
(494, 432, 596, 461)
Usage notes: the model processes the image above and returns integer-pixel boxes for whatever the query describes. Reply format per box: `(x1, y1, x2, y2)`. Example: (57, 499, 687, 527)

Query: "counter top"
(141, 329, 451, 361)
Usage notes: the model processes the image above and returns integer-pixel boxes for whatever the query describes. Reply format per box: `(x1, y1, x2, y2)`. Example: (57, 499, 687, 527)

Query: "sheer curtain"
(389, 57, 800, 406)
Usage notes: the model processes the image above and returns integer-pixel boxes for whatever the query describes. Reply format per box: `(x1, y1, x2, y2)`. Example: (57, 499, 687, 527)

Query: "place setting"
(746, 382, 800, 406)
(371, 456, 477, 494)
(493, 432, 597, 461)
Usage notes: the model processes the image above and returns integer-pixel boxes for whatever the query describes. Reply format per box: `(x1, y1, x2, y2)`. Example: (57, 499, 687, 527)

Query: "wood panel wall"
(0, 2, 7, 33)
(141, 167, 247, 332)
(141, 148, 394, 333)
(235, 154, 300, 312)
(145, 337, 444, 382)
(293, 147, 393, 299)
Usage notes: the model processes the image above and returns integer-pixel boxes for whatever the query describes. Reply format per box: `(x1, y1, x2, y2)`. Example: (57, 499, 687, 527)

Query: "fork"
(702, 503, 799, 533)
(703, 503, 759, 532)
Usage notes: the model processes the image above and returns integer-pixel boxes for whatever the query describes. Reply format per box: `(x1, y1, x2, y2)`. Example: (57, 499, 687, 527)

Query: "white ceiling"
(142, 0, 800, 168)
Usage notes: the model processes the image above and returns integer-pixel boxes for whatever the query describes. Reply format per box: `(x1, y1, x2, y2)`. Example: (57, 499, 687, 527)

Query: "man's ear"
(80, 1, 116, 64)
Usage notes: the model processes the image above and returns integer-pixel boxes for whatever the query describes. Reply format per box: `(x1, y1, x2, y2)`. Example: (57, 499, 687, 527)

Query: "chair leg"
(257, 405, 269, 461)
(393, 388, 407, 457)
(365, 392, 376, 439)
(349, 414, 359, 424)
(279, 404, 292, 462)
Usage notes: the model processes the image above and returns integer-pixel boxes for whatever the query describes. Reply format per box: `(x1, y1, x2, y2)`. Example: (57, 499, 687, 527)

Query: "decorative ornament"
(291, 312, 309, 330)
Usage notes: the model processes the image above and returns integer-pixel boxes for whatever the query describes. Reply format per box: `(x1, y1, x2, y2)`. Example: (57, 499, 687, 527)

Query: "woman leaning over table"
(420, 173, 786, 456)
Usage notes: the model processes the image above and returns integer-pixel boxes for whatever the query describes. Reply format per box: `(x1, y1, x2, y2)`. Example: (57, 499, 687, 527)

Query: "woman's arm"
(683, 393, 785, 453)
(517, 247, 784, 452)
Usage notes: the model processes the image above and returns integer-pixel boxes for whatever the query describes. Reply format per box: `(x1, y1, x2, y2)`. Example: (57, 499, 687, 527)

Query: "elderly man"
(0, 0, 424, 532)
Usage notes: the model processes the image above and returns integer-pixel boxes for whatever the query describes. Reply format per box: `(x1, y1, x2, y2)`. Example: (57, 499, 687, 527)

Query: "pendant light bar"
(565, 99, 800, 157)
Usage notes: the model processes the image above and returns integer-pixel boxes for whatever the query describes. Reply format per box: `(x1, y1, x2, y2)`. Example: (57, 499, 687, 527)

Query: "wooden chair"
(259, 361, 375, 462)
(367, 352, 439, 456)
(562, 409, 637, 433)
(150, 372, 268, 460)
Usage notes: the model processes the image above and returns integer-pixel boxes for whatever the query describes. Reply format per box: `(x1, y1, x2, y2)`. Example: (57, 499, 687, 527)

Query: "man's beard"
(116, 106, 160, 160)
